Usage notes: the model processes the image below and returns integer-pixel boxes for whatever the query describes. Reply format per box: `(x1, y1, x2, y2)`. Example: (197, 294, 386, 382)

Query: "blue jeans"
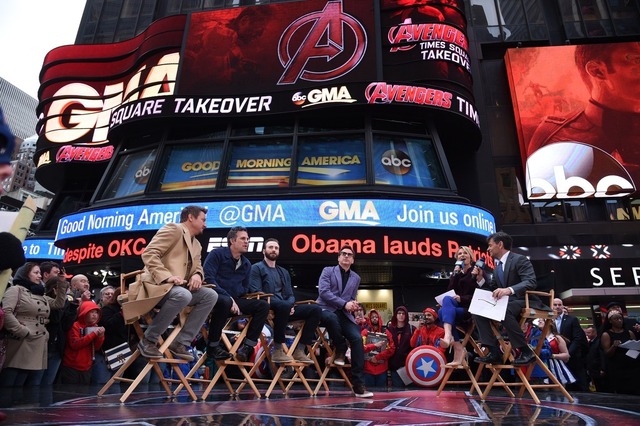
(364, 372, 387, 388)
(41, 350, 62, 385)
(438, 296, 465, 340)
(0, 367, 44, 386)
(91, 351, 113, 384)
(320, 310, 365, 387)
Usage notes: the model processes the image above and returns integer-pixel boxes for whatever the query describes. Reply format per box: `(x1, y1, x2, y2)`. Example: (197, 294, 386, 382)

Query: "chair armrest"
(295, 300, 317, 305)
(244, 292, 273, 299)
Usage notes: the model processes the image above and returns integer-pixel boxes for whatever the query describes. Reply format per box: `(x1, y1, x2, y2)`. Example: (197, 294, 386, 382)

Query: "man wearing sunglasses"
(315, 244, 373, 398)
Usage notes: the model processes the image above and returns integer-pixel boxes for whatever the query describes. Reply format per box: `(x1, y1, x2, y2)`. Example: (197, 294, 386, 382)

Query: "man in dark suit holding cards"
(472, 231, 545, 366)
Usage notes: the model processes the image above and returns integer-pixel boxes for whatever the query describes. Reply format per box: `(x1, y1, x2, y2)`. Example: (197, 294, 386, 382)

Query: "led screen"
(505, 42, 640, 200)
(158, 144, 223, 191)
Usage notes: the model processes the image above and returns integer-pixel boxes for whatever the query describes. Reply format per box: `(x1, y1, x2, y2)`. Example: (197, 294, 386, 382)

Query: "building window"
(531, 200, 587, 222)
(156, 143, 223, 192)
(605, 199, 631, 220)
(295, 135, 366, 186)
(226, 139, 292, 188)
(558, 0, 640, 39)
(101, 148, 156, 199)
(630, 198, 640, 220)
(373, 135, 446, 189)
(469, 0, 548, 42)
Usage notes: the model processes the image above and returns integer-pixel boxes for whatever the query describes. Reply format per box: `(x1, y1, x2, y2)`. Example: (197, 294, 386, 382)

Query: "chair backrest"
(117, 270, 144, 305)
(522, 289, 556, 320)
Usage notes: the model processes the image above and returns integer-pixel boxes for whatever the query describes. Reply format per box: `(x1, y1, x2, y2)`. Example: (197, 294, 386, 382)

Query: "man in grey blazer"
(472, 231, 542, 366)
(316, 244, 373, 398)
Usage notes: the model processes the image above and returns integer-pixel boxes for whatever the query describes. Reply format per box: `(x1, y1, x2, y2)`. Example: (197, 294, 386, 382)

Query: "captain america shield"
(406, 345, 446, 387)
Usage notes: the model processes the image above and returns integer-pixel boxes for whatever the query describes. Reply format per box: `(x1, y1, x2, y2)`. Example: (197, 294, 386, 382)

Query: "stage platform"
(1, 383, 639, 425)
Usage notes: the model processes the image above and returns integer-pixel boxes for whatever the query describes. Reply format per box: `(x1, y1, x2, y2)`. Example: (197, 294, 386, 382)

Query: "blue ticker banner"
(23, 239, 65, 260)
(55, 198, 495, 241)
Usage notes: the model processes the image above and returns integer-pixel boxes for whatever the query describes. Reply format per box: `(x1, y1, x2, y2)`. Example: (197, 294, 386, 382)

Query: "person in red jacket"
(410, 308, 446, 357)
(59, 300, 105, 384)
(362, 309, 395, 388)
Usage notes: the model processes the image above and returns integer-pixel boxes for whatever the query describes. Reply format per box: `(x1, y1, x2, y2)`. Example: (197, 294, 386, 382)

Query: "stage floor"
(1, 383, 639, 425)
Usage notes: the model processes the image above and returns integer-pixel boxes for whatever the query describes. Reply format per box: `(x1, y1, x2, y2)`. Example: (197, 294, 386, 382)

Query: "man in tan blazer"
(123, 205, 217, 361)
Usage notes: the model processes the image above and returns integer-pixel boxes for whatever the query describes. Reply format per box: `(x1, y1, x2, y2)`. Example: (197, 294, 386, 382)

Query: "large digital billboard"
(505, 42, 640, 200)
(36, 0, 481, 193)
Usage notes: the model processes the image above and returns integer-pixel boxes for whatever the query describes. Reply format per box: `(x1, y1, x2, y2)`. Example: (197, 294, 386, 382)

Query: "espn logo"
(207, 237, 264, 253)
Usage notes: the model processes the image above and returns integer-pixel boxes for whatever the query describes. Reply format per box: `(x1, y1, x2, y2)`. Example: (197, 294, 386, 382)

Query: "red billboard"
(35, 1, 480, 192)
(179, 0, 375, 95)
(506, 42, 640, 200)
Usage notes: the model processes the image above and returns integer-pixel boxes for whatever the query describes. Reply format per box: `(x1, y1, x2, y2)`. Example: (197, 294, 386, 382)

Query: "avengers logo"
(277, 1, 367, 84)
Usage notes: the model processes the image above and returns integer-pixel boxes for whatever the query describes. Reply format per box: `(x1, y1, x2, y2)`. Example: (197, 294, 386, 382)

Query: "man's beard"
(265, 252, 279, 261)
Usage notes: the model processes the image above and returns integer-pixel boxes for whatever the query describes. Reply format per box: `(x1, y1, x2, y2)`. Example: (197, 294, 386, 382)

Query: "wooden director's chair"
(479, 290, 575, 404)
(436, 322, 495, 398)
(176, 292, 273, 399)
(304, 325, 353, 395)
(253, 300, 316, 398)
(98, 270, 197, 403)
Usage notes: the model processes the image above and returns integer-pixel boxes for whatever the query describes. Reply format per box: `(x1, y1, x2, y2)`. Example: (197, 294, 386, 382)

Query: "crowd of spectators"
(1, 229, 639, 397)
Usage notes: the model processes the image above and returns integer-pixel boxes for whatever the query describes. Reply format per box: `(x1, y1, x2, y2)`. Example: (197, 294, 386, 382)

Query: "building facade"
(31, 0, 640, 324)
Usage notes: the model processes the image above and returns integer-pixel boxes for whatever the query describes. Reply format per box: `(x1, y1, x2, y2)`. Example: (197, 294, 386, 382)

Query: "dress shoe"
(207, 344, 233, 360)
(236, 343, 254, 363)
(138, 338, 163, 359)
(474, 351, 501, 364)
(169, 341, 194, 361)
(513, 350, 536, 366)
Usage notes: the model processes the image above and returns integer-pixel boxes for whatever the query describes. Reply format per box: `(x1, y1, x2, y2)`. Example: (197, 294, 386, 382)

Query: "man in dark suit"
(553, 297, 589, 391)
(316, 244, 373, 398)
(473, 231, 542, 366)
(249, 238, 321, 364)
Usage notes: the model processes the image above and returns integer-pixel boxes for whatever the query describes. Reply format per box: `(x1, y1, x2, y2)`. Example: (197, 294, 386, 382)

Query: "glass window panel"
(629, 198, 640, 220)
(101, 149, 156, 199)
(298, 117, 362, 133)
(531, 201, 565, 222)
(565, 200, 588, 221)
(296, 136, 366, 186)
(157, 144, 222, 192)
(226, 139, 292, 188)
(169, 126, 227, 141)
(606, 199, 630, 220)
(372, 119, 426, 134)
(231, 123, 294, 136)
(495, 167, 532, 223)
(373, 135, 447, 189)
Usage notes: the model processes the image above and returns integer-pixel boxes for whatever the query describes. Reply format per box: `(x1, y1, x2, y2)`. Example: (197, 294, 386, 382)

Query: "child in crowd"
(59, 301, 105, 384)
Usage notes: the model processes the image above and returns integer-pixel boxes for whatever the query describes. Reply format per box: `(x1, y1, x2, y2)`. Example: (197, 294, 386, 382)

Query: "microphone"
(474, 257, 486, 270)
(453, 260, 464, 273)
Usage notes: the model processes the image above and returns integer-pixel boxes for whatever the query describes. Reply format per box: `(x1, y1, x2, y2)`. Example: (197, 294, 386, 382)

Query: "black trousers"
(208, 294, 269, 344)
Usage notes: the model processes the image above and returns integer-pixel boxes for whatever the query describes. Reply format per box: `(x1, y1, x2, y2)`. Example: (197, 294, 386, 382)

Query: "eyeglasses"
(340, 251, 354, 257)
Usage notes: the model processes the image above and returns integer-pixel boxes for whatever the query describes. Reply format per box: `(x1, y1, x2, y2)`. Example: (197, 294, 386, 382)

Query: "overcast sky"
(0, 0, 86, 99)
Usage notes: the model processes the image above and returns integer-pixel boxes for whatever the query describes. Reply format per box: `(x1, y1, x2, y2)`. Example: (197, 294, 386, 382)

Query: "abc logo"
(381, 150, 412, 175)
(291, 92, 307, 106)
(134, 162, 152, 185)
(526, 142, 635, 199)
